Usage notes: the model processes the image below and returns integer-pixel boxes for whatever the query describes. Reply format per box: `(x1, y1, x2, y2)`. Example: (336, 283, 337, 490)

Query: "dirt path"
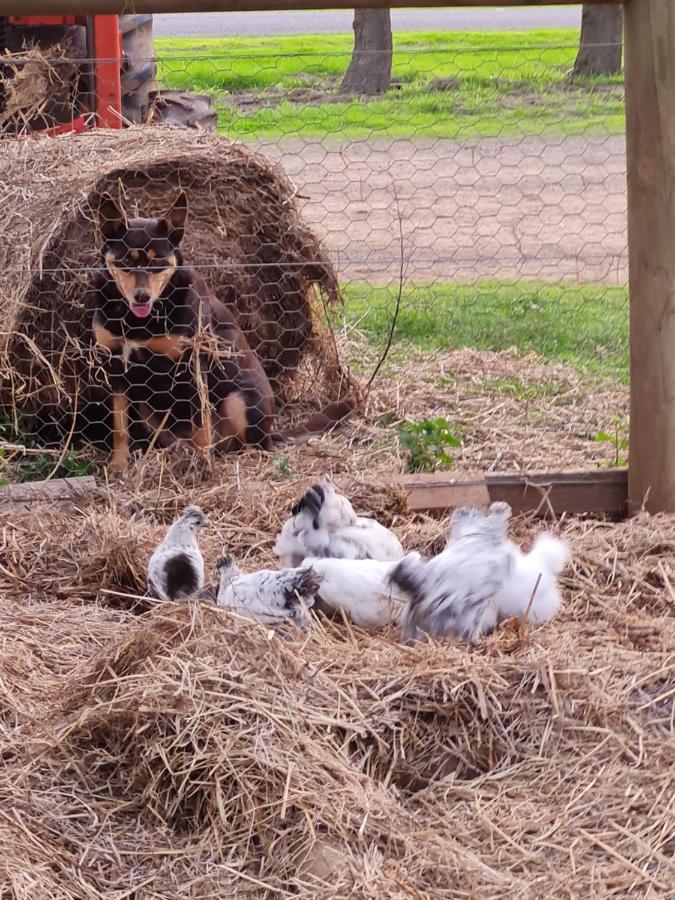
(258, 135, 627, 284)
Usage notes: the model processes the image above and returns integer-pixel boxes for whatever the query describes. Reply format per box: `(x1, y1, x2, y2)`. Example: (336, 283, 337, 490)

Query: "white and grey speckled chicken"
(273, 480, 404, 567)
(391, 502, 513, 643)
(147, 506, 205, 602)
(215, 555, 321, 628)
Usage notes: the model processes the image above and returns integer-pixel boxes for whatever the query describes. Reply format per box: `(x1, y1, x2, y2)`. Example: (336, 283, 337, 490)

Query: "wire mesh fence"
(0, 28, 628, 483)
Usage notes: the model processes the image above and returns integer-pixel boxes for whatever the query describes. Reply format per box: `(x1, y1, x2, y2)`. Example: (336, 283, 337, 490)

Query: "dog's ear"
(97, 195, 127, 241)
(162, 191, 188, 246)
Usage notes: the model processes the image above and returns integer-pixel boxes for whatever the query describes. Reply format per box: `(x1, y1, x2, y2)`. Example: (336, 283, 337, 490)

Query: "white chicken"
(273, 480, 404, 567)
(215, 554, 321, 628)
(147, 505, 205, 602)
(303, 555, 422, 629)
(391, 502, 569, 643)
(391, 502, 513, 643)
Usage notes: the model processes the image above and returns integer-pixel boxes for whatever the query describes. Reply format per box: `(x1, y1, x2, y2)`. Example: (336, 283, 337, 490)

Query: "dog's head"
(97, 192, 188, 320)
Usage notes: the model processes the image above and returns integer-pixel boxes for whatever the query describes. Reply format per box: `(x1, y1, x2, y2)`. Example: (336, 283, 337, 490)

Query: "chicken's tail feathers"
(530, 534, 570, 575)
(389, 551, 424, 587)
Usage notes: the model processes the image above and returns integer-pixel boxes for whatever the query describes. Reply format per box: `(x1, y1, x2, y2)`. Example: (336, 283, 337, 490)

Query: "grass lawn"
(155, 30, 624, 141)
(337, 280, 628, 383)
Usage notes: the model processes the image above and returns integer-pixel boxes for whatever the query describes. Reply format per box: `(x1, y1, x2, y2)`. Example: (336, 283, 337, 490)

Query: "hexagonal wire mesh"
(0, 28, 627, 483)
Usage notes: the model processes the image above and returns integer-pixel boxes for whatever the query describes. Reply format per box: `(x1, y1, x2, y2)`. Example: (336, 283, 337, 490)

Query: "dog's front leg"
(109, 392, 130, 471)
(191, 419, 212, 460)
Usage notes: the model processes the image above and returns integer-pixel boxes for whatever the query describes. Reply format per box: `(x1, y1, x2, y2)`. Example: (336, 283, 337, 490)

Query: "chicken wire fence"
(0, 32, 628, 482)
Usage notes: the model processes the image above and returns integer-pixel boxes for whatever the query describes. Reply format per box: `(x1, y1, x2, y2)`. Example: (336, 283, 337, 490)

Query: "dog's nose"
(132, 289, 151, 304)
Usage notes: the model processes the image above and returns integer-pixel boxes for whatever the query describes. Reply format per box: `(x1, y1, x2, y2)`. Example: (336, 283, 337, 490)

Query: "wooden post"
(625, 0, 675, 513)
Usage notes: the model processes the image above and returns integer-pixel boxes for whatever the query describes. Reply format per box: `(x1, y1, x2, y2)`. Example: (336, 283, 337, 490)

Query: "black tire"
(149, 89, 217, 131)
(119, 14, 157, 125)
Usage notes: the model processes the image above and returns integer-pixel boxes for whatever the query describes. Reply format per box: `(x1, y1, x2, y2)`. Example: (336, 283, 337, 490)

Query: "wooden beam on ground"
(625, 0, 675, 514)
(0, 476, 98, 514)
(396, 469, 628, 518)
(3, 0, 624, 15)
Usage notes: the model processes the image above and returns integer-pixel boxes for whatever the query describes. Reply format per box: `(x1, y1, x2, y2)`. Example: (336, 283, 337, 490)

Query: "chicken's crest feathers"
(291, 483, 325, 521)
(289, 565, 324, 599)
(179, 505, 205, 530)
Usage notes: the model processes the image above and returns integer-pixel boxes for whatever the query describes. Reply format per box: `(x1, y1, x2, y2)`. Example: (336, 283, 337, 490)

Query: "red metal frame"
(6, 14, 123, 132)
(45, 115, 90, 136)
(8, 16, 83, 26)
(91, 15, 122, 128)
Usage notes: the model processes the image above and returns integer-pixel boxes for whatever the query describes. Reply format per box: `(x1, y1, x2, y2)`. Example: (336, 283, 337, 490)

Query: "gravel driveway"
(256, 134, 627, 284)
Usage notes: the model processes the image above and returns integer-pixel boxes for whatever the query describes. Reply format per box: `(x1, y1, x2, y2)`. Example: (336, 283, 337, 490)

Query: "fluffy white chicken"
(496, 533, 569, 625)
(273, 480, 404, 567)
(391, 502, 514, 643)
(391, 503, 569, 643)
(215, 555, 321, 628)
(304, 555, 422, 629)
(147, 505, 205, 602)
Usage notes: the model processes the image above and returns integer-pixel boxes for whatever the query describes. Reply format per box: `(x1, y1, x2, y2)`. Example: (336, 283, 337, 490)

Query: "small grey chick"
(215, 554, 321, 629)
(390, 502, 513, 643)
(147, 506, 205, 601)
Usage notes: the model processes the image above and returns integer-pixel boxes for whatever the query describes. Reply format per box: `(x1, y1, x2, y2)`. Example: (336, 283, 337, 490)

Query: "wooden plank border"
(6, 1, 624, 16)
(0, 476, 98, 514)
(395, 469, 628, 518)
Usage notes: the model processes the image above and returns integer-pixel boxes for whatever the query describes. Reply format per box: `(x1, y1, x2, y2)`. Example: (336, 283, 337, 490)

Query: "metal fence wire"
(0, 34, 628, 482)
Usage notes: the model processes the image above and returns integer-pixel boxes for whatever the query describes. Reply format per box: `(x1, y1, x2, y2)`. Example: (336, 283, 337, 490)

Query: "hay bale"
(0, 42, 81, 134)
(0, 126, 342, 439)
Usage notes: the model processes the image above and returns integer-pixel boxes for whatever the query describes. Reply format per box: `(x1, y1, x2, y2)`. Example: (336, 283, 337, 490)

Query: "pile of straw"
(0, 127, 345, 443)
(0, 435, 673, 895)
(0, 332, 671, 894)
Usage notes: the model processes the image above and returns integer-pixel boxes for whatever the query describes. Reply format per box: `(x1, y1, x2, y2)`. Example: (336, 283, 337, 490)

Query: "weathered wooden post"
(625, 0, 675, 513)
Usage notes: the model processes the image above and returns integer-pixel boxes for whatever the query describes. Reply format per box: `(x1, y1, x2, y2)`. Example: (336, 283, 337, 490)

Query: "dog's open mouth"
(129, 300, 153, 319)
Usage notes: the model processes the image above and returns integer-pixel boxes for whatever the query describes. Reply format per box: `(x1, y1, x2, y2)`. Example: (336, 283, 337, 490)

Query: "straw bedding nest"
(0, 126, 345, 441)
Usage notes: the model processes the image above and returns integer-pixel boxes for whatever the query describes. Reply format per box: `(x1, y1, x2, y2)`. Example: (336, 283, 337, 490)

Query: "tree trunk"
(340, 9, 392, 96)
(573, 5, 623, 77)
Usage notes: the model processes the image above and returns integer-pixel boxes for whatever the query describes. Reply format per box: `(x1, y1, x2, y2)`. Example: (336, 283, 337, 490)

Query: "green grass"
(155, 30, 624, 140)
(337, 280, 628, 383)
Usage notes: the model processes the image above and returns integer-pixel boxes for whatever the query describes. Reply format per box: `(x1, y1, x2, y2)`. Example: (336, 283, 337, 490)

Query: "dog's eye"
(116, 258, 142, 271)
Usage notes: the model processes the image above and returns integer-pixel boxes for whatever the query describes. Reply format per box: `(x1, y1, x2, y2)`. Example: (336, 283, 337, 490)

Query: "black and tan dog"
(90, 192, 274, 471)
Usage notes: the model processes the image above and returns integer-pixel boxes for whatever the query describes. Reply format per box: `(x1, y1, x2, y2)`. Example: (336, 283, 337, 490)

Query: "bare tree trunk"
(341, 9, 392, 96)
(573, 5, 623, 77)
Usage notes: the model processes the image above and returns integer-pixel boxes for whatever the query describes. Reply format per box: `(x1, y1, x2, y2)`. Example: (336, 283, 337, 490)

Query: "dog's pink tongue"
(130, 302, 153, 319)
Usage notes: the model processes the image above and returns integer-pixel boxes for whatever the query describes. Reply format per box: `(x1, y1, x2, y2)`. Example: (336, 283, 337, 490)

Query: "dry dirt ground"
(258, 134, 627, 284)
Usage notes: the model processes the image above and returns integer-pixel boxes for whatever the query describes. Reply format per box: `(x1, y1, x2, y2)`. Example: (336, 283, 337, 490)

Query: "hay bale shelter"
(0, 126, 342, 444)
